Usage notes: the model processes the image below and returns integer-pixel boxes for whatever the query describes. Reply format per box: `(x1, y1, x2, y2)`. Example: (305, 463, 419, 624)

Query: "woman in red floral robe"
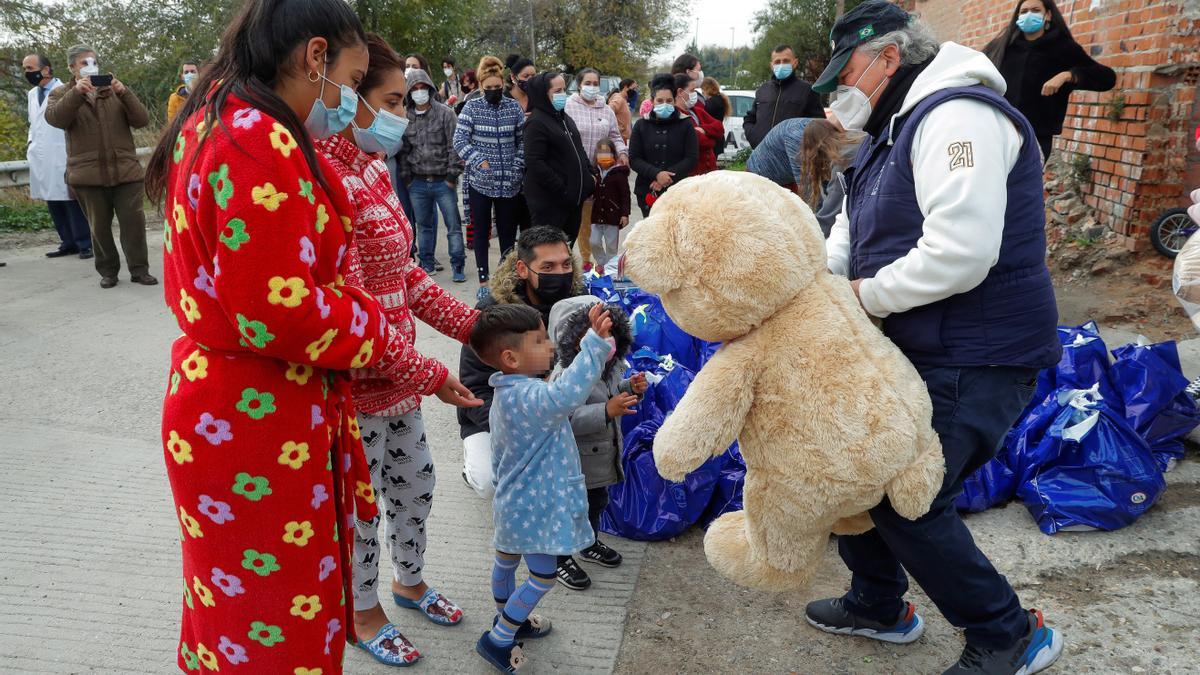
(145, 2, 430, 672)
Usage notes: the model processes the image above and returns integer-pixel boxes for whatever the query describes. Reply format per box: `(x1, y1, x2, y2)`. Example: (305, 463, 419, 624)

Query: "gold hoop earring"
(308, 70, 320, 83)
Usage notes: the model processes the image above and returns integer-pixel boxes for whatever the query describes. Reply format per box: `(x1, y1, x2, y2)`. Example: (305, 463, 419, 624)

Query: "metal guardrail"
(0, 147, 152, 189)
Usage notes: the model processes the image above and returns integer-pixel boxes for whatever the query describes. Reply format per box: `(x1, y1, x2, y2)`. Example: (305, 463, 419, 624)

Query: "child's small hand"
(606, 392, 639, 418)
(588, 303, 613, 338)
(630, 372, 648, 395)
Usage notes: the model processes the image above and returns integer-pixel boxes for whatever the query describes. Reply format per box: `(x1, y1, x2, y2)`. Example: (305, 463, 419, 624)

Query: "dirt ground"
(615, 457, 1200, 675)
(1052, 250, 1194, 342)
(613, 260, 1200, 675)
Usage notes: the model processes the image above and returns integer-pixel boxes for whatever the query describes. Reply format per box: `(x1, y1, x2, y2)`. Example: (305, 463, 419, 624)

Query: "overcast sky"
(654, 0, 770, 65)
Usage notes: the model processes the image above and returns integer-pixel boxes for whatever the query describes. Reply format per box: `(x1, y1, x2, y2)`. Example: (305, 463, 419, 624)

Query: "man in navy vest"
(804, 3, 1064, 675)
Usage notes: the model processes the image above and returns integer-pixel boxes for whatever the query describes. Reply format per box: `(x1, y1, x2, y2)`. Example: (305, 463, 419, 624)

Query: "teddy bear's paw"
(703, 511, 820, 591)
(832, 513, 874, 536)
(651, 433, 703, 482)
(888, 442, 946, 521)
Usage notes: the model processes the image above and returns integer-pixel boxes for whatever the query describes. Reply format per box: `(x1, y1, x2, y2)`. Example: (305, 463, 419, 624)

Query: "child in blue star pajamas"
(467, 301, 615, 673)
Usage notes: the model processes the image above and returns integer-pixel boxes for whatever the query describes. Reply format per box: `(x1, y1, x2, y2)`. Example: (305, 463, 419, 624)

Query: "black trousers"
(47, 199, 92, 252)
(1037, 134, 1054, 164)
(528, 199, 583, 247)
(468, 186, 517, 282)
(558, 487, 610, 564)
(837, 365, 1038, 650)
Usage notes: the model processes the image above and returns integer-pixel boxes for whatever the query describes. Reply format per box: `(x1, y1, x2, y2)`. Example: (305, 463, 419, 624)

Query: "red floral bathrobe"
(160, 96, 434, 674)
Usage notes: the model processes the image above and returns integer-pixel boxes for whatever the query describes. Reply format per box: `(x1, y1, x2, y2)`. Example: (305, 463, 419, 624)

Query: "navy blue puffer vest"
(846, 84, 1060, 369)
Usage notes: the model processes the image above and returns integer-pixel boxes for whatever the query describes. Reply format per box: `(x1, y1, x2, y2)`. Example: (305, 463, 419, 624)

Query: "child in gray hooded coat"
(547, 295, 647, 590)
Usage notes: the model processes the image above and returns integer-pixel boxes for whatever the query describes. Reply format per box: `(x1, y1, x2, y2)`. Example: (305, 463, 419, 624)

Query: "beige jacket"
(609, 91, 633, 144)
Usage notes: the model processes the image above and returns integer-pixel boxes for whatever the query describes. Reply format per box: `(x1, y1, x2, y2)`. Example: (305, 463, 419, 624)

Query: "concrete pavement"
(3, 221, 1200, 674)
(0, 231, 644, 673)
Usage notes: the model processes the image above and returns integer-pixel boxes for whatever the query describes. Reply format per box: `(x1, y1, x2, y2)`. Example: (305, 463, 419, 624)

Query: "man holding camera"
(45, 45, 155, 289)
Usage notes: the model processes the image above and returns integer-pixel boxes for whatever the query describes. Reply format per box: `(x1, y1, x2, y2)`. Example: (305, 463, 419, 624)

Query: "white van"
(716, 89, 756, 161)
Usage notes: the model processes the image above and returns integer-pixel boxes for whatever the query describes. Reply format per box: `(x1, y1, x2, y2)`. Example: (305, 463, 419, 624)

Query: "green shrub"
(0, 201, 55, 231)
(0, 100, 27, 163)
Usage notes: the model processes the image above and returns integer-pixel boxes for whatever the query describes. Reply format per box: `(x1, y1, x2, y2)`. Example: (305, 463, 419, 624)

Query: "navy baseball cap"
(812, 0, 912, 94)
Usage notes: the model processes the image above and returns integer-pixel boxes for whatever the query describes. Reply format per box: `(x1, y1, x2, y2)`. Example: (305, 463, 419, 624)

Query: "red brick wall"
(897, 0, 1200, 250)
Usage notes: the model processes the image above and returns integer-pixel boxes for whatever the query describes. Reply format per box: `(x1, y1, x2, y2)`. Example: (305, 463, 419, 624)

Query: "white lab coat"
(26, 78, 70, 201)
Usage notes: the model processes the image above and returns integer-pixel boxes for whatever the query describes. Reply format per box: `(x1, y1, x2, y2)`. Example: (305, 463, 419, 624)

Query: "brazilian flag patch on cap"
(858, 24, 876, 40)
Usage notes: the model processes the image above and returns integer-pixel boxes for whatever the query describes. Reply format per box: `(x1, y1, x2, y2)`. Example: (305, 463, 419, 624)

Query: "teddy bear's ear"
(623, 205, 692, 295)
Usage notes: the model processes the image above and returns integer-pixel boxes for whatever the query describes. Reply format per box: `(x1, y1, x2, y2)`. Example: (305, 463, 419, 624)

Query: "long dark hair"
(505, 54, 534, 91)
(145, 0, 366, 202)
(404, 52, 430, 73)
(360, 33, 403, 97)
(983, 0, 1075, 67)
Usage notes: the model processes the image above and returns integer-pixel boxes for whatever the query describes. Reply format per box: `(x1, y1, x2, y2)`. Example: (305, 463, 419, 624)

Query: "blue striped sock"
(488, 574, 554, 647)
(491, 555, 519, 611)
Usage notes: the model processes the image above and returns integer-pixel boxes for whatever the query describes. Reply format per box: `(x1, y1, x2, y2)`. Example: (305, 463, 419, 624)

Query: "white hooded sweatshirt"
(826, 42, 1027, 318)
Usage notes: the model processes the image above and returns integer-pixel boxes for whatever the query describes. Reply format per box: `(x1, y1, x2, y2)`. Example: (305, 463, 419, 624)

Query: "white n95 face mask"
(830, 52, 888, 132)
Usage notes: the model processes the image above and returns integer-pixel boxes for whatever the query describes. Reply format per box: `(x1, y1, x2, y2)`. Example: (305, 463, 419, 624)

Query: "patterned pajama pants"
(353, 409, 435, 609)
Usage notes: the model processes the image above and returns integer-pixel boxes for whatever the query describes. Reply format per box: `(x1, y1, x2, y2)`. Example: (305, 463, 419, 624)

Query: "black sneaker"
(579, 539, 622, 568)
(942, 609, 1062, 675)
(434, 261, 445, 272)
(555, 556, 591, 590)
(805, 597, 925, 644)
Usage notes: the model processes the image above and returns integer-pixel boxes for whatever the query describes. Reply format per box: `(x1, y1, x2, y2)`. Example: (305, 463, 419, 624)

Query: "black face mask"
(516, 78, 529, 92)
(484, 88, 503, 105)
(530, 270, 573, 304)
(25, 71, 44, 86)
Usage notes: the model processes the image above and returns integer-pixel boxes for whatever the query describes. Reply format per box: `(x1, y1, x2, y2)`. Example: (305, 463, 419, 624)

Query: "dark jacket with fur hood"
(548, 296, 637, 489)
(457, 250, 587, 439)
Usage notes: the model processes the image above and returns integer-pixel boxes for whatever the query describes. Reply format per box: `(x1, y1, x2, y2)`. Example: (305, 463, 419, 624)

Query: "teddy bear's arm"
(652, 350, 755, 482)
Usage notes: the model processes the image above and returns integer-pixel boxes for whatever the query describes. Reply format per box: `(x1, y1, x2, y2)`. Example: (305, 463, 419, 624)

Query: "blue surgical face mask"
(1016, 11, 1045, 33)
(352, 98, 409, 157)
(304, 59, 358, 140)
(552, 91, 568, 111)
(182, 72, 196, 88)
(653, 102, 675, 119)
(773, 63, 793, 80)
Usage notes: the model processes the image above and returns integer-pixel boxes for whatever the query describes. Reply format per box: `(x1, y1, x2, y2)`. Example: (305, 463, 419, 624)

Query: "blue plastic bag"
(624, 292, 708, 371)
(585, 273, 621, 306)
(955, 387, 1062, 512)
(700, 443, 746, 527)
(955, 455, 1017, 513)
(1016, 388, 1165, 534)
(1110, 339, 1200, 471)
(1024, 322, 1121, 418)
(600, 417, 723, 541)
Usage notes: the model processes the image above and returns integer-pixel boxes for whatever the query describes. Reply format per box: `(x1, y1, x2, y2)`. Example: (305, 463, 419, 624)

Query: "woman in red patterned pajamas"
(314, 34, 481, 666)
(145, 2, 447, 672)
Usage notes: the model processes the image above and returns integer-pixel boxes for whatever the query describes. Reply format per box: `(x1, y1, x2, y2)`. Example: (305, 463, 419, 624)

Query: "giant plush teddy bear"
(622, 171, 945, 590)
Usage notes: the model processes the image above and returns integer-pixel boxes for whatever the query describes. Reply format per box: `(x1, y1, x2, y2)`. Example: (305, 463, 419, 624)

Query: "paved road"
(4, 221, 1200, 675)
(0, 233, 643, 674)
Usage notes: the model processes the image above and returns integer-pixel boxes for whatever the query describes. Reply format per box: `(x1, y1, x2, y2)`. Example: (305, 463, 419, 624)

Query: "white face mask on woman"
(830, 51, 889, 132)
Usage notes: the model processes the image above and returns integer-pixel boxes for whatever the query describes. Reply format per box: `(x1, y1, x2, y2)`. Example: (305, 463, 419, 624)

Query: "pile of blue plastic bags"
(956, 321, 1199, 534)
(586, 274, 745, 541)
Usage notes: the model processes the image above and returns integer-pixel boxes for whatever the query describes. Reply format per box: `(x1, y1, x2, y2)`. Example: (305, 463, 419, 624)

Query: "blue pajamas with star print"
(487, 329, 611, 555)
